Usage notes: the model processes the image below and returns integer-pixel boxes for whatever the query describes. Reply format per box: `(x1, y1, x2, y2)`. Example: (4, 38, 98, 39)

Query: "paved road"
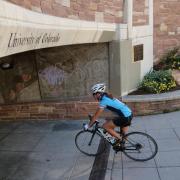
(0, 111, 180, 180)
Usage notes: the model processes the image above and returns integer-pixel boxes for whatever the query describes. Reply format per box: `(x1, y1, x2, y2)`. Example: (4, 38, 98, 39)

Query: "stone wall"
(6, 0, 124, 23)
(0, 96, 180, 121)
(154, 0, 180, 62)
(6, 0, 148, 25)
(5, 0, 180, 62)
(127, 99, 180, 116)
(0, 43, 109, 104)
(0, 101, 98, 120)
(133, 0, 149, 26)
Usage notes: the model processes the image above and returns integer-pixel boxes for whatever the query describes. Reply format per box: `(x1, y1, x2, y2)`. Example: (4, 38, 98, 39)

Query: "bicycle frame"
(76, 115, 158, 161)
(87, 121, 144, 152)
(87, 121, 116, 145)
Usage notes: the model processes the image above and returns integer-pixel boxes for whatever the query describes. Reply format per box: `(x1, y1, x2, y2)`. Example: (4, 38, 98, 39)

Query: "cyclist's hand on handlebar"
(83, 123, 89, 130)
(88, 114, 92, 120)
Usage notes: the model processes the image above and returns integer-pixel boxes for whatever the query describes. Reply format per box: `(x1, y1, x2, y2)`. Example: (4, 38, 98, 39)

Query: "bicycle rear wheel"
(75, 130, 106, 156)
(122, 132, 158, 161)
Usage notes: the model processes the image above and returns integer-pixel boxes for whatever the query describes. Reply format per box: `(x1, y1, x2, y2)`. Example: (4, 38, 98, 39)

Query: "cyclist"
(84, 83, 133, 145)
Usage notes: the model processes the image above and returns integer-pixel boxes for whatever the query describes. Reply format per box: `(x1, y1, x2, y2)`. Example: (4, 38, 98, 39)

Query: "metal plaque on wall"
(134, 44, 143, 62)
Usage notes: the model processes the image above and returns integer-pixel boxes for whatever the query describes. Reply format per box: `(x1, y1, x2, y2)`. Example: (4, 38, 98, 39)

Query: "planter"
(172, 69, 180, 85)
(123, 90, 180, 116)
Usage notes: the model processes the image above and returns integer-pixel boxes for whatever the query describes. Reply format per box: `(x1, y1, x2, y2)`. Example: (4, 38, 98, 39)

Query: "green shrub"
(171, 55, 180, 70)
(154, 47, 180, 70)
(139, 70, 176, 93)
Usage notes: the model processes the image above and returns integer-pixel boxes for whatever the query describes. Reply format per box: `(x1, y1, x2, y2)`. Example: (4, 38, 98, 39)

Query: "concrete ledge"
(123, 90, 180, 116)
(123, 90, 180, 102)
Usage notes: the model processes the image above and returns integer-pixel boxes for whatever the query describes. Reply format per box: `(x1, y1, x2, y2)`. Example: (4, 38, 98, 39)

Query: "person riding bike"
(84, 83, 133, 145)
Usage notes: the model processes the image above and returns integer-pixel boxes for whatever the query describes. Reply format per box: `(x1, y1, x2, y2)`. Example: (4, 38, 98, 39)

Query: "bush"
(171, 55, 180, 70)
(139, 70, 176, 93)
(154, 47, 180, 70)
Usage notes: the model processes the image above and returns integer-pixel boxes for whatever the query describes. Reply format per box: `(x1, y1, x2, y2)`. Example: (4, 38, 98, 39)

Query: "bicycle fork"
(88, 130, 96, 146)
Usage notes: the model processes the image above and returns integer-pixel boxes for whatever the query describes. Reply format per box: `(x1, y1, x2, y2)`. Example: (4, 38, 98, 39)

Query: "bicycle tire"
(75, 130, 107, 156)
(122, 131, 158, 161)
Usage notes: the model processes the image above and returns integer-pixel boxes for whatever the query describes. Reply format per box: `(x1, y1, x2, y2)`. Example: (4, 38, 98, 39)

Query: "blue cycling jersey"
(99, 94, 132, 118)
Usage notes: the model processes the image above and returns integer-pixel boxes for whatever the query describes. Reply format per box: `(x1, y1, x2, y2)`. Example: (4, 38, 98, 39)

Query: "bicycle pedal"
(113, 145, 121, 152)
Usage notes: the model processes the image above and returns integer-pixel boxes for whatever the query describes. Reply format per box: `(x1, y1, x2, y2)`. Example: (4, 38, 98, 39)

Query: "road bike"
(75, 115, 158, 162)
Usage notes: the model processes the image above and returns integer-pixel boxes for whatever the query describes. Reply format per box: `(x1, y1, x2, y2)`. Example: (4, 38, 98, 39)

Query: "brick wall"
(6, 0, 148, 25)
(7, 0, 124, 23)
(127, 99, 180, 116)
(5, 0, 180, 61)
(154, 0, 180, 62)
(0, 101, 98, 120)
(0, 98, 180, 121)
(133, 0, 148, 26)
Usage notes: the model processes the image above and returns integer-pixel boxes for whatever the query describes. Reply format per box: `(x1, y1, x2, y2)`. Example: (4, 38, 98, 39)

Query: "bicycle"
(75, 115, 158, 162)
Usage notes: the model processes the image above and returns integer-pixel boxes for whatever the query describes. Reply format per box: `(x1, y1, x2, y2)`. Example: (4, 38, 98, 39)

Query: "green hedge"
(139, 70, 176, 94)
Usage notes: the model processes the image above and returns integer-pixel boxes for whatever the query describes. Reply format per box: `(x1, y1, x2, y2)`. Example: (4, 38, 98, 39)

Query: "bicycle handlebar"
(88, 114, 100, 124)
(85, 114, 100, 130)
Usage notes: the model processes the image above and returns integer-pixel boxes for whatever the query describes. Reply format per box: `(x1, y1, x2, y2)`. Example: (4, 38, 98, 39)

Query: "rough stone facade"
(133, 0, 149, 26)
(7, 0, 180, 61)
(7, 0, 124, 23)
(0, 43, 109, 104)
(154, 0, 180, 62)
(6, 0, 148, 25)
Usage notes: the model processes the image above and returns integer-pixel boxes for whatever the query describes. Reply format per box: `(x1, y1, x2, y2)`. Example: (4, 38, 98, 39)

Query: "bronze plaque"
(134, 44, 143, 62)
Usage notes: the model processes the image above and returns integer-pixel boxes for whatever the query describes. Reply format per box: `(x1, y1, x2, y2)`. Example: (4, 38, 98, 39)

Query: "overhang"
(0, 1, 126, 58)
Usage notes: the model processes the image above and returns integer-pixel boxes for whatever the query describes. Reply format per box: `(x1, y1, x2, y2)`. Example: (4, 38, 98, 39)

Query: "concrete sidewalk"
(0, 120, 93, 180)
(105, 111, 180, 180)
(0, 111, 180, 180)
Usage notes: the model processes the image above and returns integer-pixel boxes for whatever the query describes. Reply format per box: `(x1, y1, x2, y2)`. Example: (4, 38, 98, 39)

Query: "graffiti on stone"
(38, 66, 65, 97)
(39, 66, 64, 86)
(36, 43, 109, 99)
(0, 43, 109, 103)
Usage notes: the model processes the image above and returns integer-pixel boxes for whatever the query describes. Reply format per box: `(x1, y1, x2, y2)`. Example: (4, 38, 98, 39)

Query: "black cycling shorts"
(112, 114, 132, 127)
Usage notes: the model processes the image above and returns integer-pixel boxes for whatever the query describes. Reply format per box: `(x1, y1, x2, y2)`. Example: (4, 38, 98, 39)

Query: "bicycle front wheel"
(122, 132, 158, 161)
(75, 130, 106, 156)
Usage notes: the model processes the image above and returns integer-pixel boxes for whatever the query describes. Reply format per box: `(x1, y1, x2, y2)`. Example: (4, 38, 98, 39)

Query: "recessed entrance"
(0, 43, 109, 104)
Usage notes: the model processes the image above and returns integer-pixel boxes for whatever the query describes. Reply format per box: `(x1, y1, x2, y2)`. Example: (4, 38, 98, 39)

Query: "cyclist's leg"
(102, 120, 121, 139)
(120, 117, 132, 142)
(121, 126, 129, 135)
(120, 126, 129, 143)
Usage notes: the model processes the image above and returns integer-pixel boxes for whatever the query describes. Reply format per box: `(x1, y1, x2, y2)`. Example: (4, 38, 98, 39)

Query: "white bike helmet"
(91, 83, 106, 94)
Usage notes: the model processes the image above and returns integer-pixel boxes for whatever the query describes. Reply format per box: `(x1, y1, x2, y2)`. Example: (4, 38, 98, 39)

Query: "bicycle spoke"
(75, 130, 106, 156)
(122, 132, 158, 161)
